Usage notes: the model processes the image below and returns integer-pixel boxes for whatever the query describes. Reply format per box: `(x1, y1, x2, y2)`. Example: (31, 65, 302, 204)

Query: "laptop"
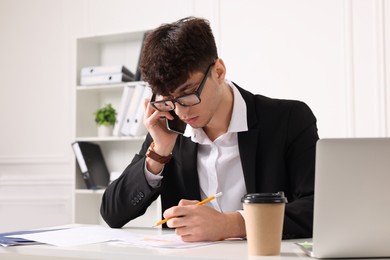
(299, 138, 390, 258)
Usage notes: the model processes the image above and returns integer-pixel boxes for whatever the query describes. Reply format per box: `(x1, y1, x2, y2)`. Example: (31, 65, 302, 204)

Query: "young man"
(100, 17, 319, 242)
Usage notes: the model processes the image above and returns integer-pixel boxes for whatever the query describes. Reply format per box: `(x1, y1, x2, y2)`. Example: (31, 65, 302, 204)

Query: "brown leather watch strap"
(146, 141, 172, 164)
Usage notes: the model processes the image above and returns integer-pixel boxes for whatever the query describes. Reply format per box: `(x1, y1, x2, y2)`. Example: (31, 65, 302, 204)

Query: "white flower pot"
(97, 125, 113, 137)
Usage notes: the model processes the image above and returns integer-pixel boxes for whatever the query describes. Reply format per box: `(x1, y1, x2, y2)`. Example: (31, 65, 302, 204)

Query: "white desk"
(0, 226, 309, 260)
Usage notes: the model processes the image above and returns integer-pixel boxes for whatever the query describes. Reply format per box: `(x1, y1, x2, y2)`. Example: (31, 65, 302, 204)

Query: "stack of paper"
(3, 226, 217, 249)
(0, 228, 64, 247)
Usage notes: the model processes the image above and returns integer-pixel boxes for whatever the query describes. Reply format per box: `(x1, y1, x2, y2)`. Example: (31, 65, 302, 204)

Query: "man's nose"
(174, 104, 189, 118)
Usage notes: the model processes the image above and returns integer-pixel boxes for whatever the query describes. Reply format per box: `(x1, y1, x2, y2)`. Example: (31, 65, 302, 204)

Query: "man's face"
(156, 64, 221, 129)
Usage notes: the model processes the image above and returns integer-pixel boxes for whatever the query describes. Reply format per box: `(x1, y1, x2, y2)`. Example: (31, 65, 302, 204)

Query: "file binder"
(120, 84, 145, 136)
(71, 142, 110, 189)
(128, 85, 152, 136)
(80, 73, 133, 86)
(81, 65, 134, 78)
(113, 85, 135, 136)
(134, 31, 149, 81)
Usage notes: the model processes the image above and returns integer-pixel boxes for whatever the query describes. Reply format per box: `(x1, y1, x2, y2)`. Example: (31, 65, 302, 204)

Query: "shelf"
(77, 30, 146, 44)
(75, 135, 146, 142)
(75, 81, 149, 138)
(76, 30, 146, 86)
(73, 29, 155, 227)
(76, 84, 124, 91)
(75, 189, 105, 195)
(76, 81, 147, 91)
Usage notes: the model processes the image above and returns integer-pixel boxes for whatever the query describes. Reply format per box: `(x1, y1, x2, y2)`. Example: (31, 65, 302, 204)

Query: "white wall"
(0, 0, 75, 232)
(0, 0, 389, 231)
(220, 0, 390, 138)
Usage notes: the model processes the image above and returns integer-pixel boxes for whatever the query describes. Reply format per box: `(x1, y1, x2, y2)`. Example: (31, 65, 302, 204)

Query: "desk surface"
(0, 240, 307, 260)
(0, 226, 309, 260)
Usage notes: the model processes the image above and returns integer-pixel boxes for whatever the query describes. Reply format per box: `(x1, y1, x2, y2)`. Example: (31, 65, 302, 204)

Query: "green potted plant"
(94, 103, 117, 137)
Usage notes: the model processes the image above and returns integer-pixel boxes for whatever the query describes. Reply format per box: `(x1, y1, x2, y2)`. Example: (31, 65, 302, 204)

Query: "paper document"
(119, 233, 216, 249)
(0, 229, 64, 247)
(6, 225, 217, 248)
(7, 226, 135, 247)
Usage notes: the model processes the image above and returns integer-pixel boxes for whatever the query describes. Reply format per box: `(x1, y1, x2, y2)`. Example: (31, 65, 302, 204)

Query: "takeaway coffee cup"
(241, 192, 287, 256)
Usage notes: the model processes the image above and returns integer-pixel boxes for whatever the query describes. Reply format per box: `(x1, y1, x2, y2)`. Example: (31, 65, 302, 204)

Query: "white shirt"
(145, 80, 248, 213)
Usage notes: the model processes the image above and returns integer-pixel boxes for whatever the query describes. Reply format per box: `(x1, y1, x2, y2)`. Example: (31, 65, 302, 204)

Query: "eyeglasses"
(150, 63, 214, 112)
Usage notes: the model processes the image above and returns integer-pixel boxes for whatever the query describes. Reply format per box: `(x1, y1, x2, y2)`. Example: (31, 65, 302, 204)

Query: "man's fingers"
(178, 199, 199, 206)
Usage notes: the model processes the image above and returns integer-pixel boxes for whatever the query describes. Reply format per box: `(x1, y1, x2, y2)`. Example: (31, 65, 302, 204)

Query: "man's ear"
(214, 59, 226, 83)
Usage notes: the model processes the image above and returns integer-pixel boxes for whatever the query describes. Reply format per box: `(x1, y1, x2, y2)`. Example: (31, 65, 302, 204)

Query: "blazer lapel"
(235, 82, 260, 193)
(238, 130, 259, 193)
(178, 138, 201, 200)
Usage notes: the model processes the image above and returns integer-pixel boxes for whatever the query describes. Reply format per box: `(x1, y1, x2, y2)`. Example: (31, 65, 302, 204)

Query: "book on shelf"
(113, 84, 135, 136)
(134, 31, 149, 81)
(80, 73, 133, 86)
(128, 85, 152, 136)
(71, 141, 110, 190)
(120, 83, 146, 136)
(81, 65, 134, 78)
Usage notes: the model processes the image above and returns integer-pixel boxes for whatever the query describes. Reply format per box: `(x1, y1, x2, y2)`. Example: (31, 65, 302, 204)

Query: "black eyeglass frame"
(150, 63, 214, 112)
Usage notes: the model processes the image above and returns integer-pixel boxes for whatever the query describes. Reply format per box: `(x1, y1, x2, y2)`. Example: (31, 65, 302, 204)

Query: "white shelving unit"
(74, 31, 161, 227)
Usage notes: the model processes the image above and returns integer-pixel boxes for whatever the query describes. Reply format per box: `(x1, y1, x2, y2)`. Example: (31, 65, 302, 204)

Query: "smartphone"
(151, 94, 186, 135)
(166, 110, 186, 135)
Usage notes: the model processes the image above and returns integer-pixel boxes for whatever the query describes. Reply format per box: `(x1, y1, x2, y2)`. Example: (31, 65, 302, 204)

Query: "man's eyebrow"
(174, 82, 195, 94)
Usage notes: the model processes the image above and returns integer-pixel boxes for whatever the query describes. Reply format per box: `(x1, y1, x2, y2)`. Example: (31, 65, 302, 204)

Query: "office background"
(0, 0, 389, 232)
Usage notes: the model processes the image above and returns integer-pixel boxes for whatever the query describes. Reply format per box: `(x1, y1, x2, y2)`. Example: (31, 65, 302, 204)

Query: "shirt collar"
(184, 80, 248, 143)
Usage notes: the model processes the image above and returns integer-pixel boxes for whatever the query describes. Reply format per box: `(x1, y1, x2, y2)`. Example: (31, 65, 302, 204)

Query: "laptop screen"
(311, 138, 390, 258)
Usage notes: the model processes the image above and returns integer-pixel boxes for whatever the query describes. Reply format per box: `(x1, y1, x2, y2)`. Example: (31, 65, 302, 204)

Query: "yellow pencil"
(153, 192, 223, 227)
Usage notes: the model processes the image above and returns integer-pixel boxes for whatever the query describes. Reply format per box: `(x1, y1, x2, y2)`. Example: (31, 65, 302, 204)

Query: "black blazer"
(100, 83, 319, 239)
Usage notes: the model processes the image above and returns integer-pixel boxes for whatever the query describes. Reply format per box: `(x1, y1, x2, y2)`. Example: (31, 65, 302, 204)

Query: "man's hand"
(163, 199, 246, 242)
(143, 98, 177, 174)
(143, 98, 177, 149)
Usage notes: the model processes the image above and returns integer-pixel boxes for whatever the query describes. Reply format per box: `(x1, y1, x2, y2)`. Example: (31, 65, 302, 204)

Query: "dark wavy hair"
(140, 17, 218, 96)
